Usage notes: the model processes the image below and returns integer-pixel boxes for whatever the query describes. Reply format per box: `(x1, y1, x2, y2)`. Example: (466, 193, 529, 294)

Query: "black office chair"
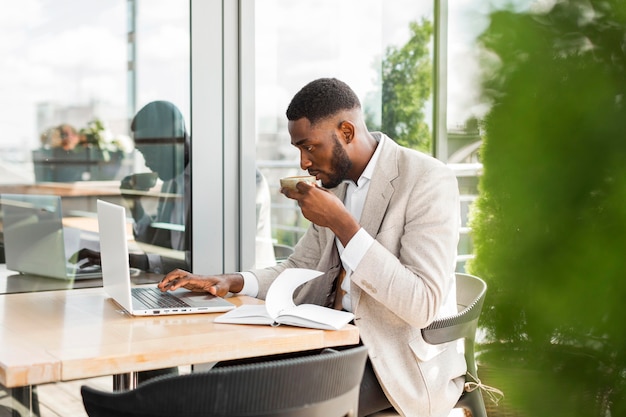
(421, 273, 491, 417)
(81, 345, 368, 417)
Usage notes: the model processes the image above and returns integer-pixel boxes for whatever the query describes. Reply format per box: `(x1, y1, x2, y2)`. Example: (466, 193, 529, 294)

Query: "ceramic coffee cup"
(280, 175, 317, 191)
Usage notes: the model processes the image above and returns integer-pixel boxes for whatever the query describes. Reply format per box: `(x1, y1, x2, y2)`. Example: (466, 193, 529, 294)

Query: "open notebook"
(1, 193, 101, 280)
(97, 199, 235, 316)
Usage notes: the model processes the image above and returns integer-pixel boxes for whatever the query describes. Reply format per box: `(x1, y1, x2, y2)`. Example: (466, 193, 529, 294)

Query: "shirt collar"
(345, 134, 383, 188)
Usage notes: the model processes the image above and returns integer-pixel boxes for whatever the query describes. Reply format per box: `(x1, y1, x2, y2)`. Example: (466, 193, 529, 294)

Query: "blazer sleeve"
(351, 162, 460, 328)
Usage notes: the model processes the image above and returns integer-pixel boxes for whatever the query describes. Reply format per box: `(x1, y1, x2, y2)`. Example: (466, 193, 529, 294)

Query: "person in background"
(59, 124, 83, 150)
(124, 102, 276, 271)
(121, 100, 191, 274)
(157, 78, 464, 417)
(40, 124, 83, 150)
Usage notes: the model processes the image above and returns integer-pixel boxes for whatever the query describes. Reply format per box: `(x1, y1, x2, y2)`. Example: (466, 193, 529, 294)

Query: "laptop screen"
(1, 194, 69, 278)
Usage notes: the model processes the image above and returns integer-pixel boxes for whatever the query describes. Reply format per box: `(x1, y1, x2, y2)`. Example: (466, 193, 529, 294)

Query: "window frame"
(190, 0, 448, 272)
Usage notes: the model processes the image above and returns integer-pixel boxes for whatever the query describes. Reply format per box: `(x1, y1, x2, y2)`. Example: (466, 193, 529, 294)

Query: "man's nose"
(300, 153, 312, 171)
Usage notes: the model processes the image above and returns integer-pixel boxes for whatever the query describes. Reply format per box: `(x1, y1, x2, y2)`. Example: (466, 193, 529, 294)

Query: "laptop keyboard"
(132, 287, 190, 309)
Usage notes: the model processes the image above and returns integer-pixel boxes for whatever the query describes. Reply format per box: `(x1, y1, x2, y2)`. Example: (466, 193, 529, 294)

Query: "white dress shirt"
(334, 141, 382, 311)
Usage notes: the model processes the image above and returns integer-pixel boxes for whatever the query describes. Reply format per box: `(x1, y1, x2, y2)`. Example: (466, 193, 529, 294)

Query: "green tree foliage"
(367, 19, 432, 152)
(467, 1, 626, 416)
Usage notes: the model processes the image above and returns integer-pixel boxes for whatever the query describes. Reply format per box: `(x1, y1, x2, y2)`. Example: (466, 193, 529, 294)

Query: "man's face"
(288, 117, 352, 189)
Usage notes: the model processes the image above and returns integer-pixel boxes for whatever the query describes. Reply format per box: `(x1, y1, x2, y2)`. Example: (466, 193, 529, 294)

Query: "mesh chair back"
(421, 273, 487, 345)
(421, 273, 488, 417)
(82, 345, 368, 417)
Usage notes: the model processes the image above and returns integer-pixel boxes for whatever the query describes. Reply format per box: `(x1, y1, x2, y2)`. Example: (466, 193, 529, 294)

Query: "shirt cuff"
(341, 227, 375, 271)
(238, 271, 259, 297)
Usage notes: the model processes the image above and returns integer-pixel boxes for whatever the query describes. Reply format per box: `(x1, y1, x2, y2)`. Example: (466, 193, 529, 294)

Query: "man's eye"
(305, 146, 313, 152)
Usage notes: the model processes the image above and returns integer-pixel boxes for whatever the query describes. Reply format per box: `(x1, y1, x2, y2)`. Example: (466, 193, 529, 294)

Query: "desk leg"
(112, 373, 138, 391)
(112, 367, 178, 391)
(0, 385, 40, 416)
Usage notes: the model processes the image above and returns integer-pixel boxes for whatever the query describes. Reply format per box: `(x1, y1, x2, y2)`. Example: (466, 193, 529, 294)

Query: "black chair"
(81, 345, 368, 417)
(421, 272, 489, 417)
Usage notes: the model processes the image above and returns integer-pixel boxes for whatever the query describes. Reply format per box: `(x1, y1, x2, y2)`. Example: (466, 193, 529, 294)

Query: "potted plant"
(33, 119, 133, 182)
(467, 1, 626, 416)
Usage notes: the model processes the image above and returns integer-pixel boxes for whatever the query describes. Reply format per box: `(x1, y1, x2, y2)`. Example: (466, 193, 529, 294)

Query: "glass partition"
(0, 0, 486, 280)
(0, 0, 190, 276)
(253, 0, 435, 254)
(447, 0, 489, 271)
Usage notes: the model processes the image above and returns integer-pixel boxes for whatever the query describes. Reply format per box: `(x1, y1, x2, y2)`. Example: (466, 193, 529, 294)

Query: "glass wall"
(252, 0, 435, 256)
(248, 0, 486, 272)
(0, 0, 486, 280)
(447, 0, 489, 270)
(0, 0, 190, 279)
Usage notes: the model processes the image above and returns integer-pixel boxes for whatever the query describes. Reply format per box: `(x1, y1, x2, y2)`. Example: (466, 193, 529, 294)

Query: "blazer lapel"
(347, 134, 398, 311)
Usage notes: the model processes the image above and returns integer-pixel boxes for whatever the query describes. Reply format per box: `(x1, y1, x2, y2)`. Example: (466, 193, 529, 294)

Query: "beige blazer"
(252, 133, 465, 417)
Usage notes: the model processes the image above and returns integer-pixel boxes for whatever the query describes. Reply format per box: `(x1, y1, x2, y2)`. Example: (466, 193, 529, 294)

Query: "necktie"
(333, 267, 346, 310)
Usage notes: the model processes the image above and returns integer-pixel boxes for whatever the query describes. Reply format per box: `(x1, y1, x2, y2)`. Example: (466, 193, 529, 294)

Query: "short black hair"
(286, 78, 361, 125)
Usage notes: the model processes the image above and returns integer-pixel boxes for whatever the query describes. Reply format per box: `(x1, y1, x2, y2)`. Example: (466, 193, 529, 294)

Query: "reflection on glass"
(0, 194, 100, 280)
(0, 0, 190, 273)
(2, 0, 190, 185)
(123, 101, 189, 273)
(447, 1, 488, 164)
(447, 2, 489, 272)
(254, 0, 434, 251)
(33, 119, 133, 182)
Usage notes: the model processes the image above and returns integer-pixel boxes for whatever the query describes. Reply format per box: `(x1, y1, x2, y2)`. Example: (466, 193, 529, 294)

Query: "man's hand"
(281, 182, 360, 246)
(158, 269, 244, 297)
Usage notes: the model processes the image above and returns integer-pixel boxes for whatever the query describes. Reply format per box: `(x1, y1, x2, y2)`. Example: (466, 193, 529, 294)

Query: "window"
(250, 0, 435, 256)
(0, 0, 191, 275)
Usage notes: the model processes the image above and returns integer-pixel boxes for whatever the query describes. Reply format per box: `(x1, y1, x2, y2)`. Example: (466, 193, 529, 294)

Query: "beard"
(321, 134, 352, 188)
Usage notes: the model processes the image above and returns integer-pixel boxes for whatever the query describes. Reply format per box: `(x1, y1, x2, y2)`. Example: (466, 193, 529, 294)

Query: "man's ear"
(339, 120, 356, 144)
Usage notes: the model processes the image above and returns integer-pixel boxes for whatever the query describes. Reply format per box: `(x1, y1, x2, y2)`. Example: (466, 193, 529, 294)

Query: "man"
(158, 78, 465, 417)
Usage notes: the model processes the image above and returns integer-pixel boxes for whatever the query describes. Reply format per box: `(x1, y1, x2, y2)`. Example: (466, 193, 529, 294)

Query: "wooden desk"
(0, 287, 359, 389)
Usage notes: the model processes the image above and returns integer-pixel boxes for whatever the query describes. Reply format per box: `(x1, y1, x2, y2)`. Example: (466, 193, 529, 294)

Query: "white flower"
(111, 134, 133, 153)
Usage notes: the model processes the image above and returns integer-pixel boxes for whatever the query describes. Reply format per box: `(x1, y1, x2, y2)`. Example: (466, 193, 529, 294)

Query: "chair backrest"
(421, 273, 487, 376)
(81, 345, 368, 417)
(421, 273, 488, 417)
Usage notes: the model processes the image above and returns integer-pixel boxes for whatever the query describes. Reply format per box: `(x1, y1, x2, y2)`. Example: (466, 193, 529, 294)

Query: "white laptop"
(97, 199, 235, 316)
(1, 194, 102, 280)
